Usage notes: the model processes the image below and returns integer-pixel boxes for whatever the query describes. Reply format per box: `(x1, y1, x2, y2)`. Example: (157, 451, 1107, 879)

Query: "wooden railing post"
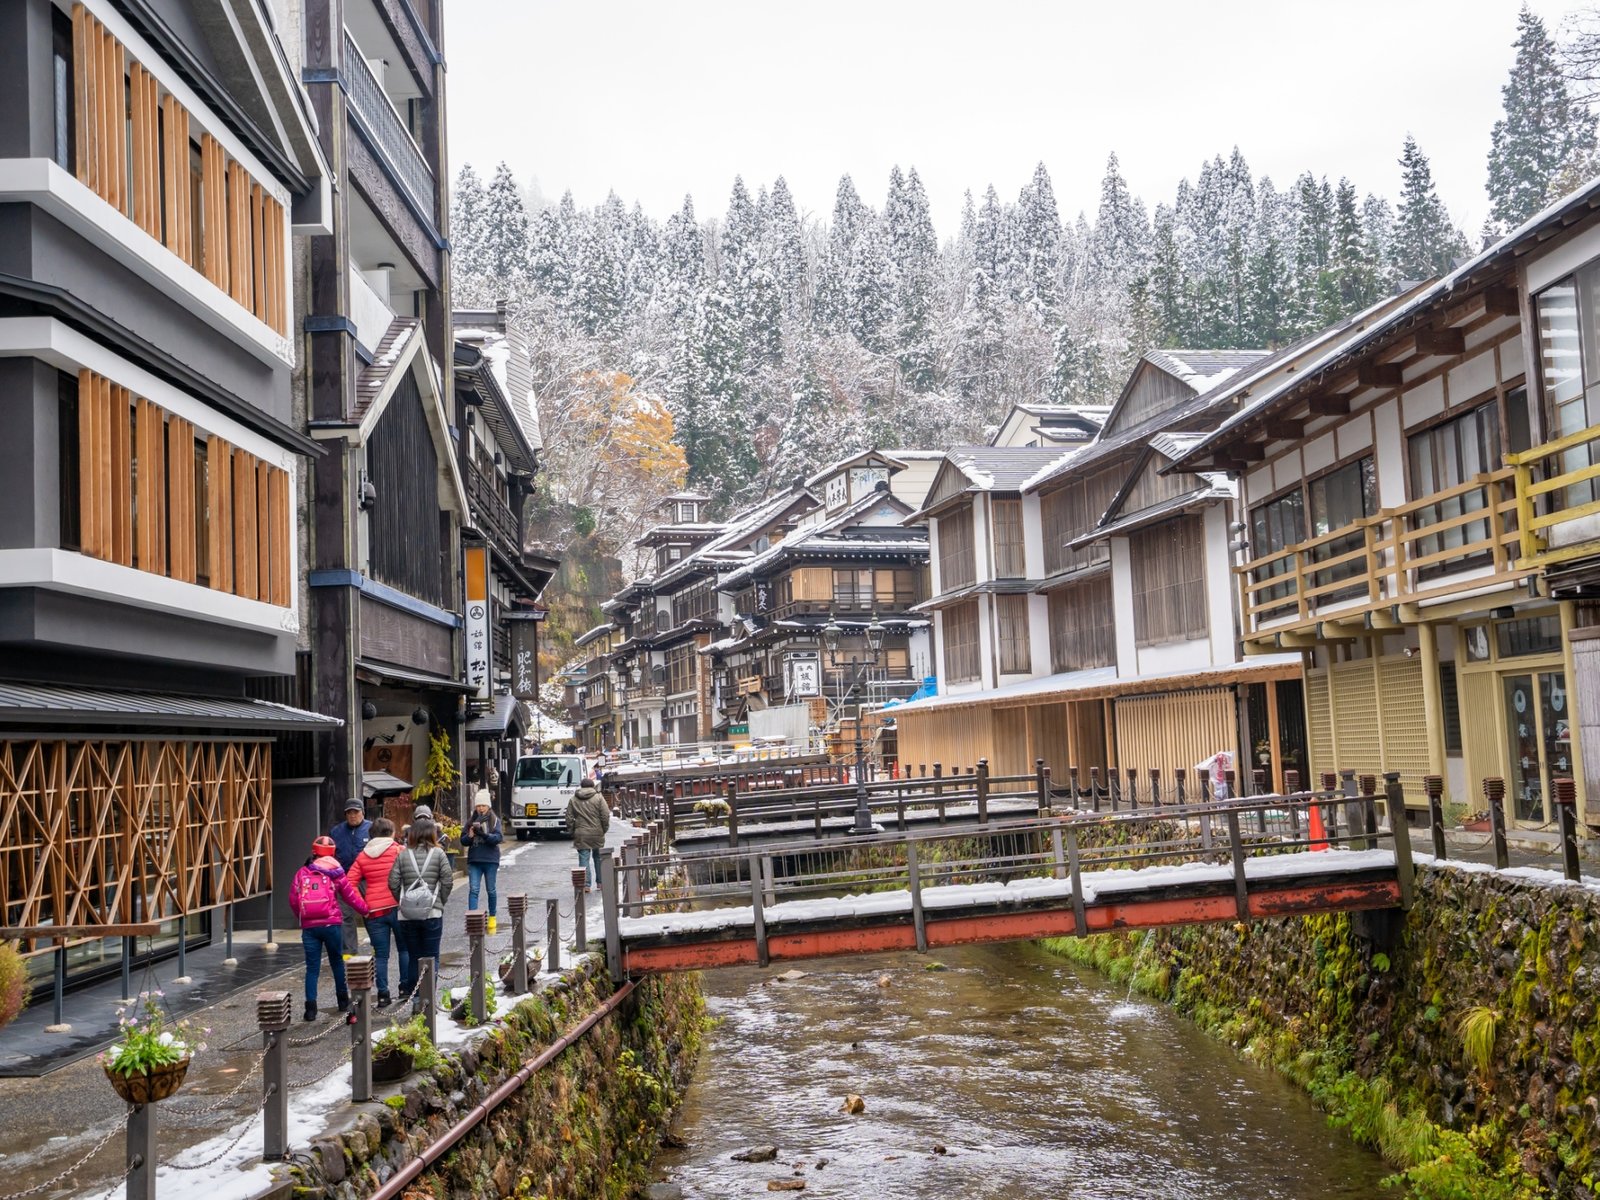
(1555, 777, 1582, 882)
(725, 780, 739, 848)
(1423, 774, 1446, 859)
(1384, 771, 1414, 910)
(1339, 769, 1361, 848)
(1484, 777, 1509, 869)
(1036, 758, 1049, 816)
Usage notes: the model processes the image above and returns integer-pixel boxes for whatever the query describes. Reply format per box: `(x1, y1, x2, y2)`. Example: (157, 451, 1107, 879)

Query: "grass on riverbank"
(1040, 933, 1543, 1200)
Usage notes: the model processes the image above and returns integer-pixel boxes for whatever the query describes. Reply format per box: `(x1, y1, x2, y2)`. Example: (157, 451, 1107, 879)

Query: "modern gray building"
(0, 0, 336, 997)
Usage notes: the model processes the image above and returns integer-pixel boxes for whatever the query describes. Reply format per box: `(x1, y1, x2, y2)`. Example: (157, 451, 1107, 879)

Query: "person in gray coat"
(387, 818, 453, 1010)
(567, 777, 611, 891)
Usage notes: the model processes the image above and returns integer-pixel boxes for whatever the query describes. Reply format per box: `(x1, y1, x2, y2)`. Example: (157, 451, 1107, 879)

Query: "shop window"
(1497, 614, 1562, 658)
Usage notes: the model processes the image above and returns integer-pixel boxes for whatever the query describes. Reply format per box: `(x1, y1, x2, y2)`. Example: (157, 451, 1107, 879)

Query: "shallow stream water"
(655, 941, 1392, 1199)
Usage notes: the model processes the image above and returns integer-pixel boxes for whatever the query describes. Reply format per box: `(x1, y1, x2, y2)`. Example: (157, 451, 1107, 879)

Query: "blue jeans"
(301, 925, 345, 1008)
(467, 863, 499, 917)
(397, 916, 443, 1000)
(364, 911, 408, 996)
(577, 846, 600, 888)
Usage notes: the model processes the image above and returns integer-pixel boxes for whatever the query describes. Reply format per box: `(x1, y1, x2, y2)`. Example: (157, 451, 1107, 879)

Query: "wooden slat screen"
(1048, 574, 1116, 673)
(68, 370, 287, 602)
(937, 507, 976, 591)
(943, 599, 981, 682)
(1130, 515, 1208, 647)
(992, 498, 1025, 579)
(68, 5, 287, 334)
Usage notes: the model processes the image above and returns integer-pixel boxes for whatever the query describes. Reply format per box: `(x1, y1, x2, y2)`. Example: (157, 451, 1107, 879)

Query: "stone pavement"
(0, 820, 633, 1200)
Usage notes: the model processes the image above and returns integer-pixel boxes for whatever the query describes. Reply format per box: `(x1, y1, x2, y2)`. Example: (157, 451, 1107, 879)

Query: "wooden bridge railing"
(599, 772, 1418, 977)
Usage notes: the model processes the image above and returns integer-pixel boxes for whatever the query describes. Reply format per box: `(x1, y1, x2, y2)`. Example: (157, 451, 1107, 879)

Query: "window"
(665, 644, 695, 695)
(937, 507, 976, 591)
(194, 439, 209, 585)
(1130, 517, 1207, 647)
(943, 600, 980, 682)
(1248, 489, 1305, 606)
(52, 8, 74, 171)
(1408, 401, 1502, 577)
(992, 499, 1025, 578)
(1536, 267, 1600, 506)
(1440, 663, 1462, 755)
(1041, 468, 1120, 576)
(832, 569, 874, 608)
(997, 595, 1031, 674)
(874, 568, 920, 610)
(1497, 614, 1562, 658)
(1307, 456, 1377, 597)
(58, 373, 80, 550)
(1049, 575, 1115, 673)
(671, 580, 715, 627)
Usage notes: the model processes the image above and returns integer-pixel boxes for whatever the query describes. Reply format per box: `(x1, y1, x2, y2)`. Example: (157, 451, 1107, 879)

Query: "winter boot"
(303, 1002, 317, 1022)
(375, 992, 392, 1010)
(336, 992, 350, 1015)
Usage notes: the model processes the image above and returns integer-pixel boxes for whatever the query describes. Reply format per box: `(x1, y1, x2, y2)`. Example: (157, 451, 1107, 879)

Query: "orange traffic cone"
(1307, 802, 1329, 852)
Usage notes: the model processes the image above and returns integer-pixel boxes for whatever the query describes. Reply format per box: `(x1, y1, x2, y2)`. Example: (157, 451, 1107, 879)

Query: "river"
(654, 941, 1392, 1199)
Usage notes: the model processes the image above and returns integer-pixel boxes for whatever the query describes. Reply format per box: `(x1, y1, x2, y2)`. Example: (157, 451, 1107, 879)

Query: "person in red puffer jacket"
(346, 817, 407, 1008)
(290, 835, 369, 1021)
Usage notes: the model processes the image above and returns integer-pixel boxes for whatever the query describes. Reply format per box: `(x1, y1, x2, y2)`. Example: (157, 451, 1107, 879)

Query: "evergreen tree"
(1394, 136, 1465, 280)
(1147, 202, 1188, 345)
(571, 213, 623, 340)
(528, 203, 572, 308)
(661, 196, 705, 322)
(1015, 162, 1063, 318)
(847, 221, 895, 353)
(763, 176, 809, 316)
(1090, 153, 1149, 290)
(480, 162, 531, 280)
(1248, 178, 1292, 346)
(1331, 178, 1379, 315)
(451, 164, 489, 280)
(885, 167, 939, 389)
(1487, 6, 1598, 230)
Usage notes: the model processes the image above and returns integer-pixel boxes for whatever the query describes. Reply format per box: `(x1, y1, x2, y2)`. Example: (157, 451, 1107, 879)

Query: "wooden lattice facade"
(0, 738, 273, 957)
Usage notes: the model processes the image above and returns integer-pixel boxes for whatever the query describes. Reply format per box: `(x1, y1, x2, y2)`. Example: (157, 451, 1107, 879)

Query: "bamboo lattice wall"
(0, 738, 273, 956)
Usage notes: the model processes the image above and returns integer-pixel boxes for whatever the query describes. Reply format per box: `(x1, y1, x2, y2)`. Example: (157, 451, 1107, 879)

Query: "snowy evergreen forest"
(452, 6, 1597, 602)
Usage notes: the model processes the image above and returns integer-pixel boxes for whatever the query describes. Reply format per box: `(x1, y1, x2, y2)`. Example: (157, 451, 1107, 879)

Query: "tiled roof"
(0, 682, 341, 730)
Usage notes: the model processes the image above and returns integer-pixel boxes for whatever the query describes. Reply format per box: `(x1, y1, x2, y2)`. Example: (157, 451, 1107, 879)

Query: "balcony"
(1508, 424, 1600, 570)
(1238, 468, 1527, 637)
(467, 465, 521, 565)
(772, 595, 922, 621)
(343, 29, 435, 218)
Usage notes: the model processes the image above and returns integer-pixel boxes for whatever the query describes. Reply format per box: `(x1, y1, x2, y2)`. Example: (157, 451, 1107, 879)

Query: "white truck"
(510, 753, 585, 839)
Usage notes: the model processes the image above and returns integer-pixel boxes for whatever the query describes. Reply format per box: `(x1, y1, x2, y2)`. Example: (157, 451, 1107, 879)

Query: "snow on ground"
(616, 847, 1400, 939)
(1418, 853, 1600, 893)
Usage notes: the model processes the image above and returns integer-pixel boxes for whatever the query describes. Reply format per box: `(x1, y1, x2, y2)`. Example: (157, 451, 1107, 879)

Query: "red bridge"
(596, 784, 1414, 978)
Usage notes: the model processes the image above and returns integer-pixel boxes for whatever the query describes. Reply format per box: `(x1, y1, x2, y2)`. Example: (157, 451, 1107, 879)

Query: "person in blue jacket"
(329, 798, 371, 955)
(464, 788, 504, 932)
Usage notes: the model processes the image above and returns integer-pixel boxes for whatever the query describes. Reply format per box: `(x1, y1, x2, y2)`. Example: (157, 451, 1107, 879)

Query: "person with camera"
(463, 787, 504, 932)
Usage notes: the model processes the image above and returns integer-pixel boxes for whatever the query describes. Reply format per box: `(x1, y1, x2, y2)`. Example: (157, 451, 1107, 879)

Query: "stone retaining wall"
(287, 961, 705, 1199)
(1045, 862, 1600, 1199)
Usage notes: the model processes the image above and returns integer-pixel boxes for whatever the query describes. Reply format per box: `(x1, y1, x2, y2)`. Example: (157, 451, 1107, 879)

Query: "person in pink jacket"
(290, 835, 369, 1021)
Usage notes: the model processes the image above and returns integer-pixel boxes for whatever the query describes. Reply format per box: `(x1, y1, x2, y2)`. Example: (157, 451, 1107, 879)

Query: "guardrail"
(343, 29, 436, 217)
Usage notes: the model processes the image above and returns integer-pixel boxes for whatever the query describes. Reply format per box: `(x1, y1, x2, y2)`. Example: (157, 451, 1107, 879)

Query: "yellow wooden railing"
(1506, 424, 1600, 568)
(1237, 468, 1526, 633)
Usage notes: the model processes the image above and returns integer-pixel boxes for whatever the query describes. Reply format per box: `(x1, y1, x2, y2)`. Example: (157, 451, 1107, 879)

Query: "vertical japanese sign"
(464, 545, 491, 704)
(510, 615, 539, 701)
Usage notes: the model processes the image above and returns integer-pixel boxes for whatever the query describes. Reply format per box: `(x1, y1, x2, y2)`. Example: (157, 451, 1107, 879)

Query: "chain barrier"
(163, 1058, 263, 1118)
(287, 1016, 350, 1047)
(164, 1090, 273, 1172)
(3, 1110, 132, 1200)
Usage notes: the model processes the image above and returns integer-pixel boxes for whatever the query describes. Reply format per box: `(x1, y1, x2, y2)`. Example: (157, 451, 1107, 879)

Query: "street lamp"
(824, 611, 886, 835)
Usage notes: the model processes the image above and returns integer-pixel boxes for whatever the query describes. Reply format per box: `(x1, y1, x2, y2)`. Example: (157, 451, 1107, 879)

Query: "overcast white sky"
(443, 0, 1584, 237)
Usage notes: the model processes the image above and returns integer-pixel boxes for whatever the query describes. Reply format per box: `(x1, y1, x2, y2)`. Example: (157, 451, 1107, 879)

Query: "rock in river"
(733, 1146, 779, 1162)
(839, 1094, 867, 1114)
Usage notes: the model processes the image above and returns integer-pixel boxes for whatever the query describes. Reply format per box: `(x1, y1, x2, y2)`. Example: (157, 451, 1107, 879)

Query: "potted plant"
(372, 1014, 440, 1082)
(497, 947, 543, 985)
(98, 991, 206, 1103)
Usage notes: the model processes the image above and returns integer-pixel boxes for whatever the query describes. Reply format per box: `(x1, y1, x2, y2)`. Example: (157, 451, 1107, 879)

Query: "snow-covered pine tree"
(1147, 202, 1188, 346)
(481, 162, 531, 281)
(813, 175, 871, 333)
(1289, 172, 1335, 334)
(884, 167, 939, 390)
(1394, 135, 1467, 280)
(1487, 6, 1598, 231)
(1248, 178, 1292, 347)
(763, 176, 809, 317)
(1090, 153, 1150, 292)
(571, 211, 624, 341)
(1330, 178, 1379, 316)
(847, 220, 895, 354)
(1015, 161, 1063, 319)
(451, 164, 488, 281)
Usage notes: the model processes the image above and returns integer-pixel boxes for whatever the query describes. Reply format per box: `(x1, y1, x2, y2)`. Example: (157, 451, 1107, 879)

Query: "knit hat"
(473, 788, 492, 808)
(311, 835, 337, 856)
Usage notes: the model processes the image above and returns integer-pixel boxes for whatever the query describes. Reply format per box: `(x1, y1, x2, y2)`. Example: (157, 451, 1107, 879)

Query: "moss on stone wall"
(1044, 864, 1600, 1199)
(288, 961, 705, 1200)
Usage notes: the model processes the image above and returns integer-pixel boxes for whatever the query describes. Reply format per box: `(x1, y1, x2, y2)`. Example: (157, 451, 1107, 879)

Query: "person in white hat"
(463, 788, 503, 932)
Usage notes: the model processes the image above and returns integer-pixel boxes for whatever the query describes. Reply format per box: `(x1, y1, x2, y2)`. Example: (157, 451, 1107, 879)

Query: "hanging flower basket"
(103, 1056, 190, 1104)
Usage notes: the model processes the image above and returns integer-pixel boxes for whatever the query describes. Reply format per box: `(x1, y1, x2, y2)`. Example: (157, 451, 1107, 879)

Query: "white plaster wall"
(1204, 503, 1237, 667)
(928, 514, 943, 595)
(1021, 493, 1045, 580)
(977, 594, 996, 689)
(909, 627, 932, 683)
(1527, 223, 1600, 292)
(1027, 593, 1051, 680)
(1111, 537, 1137, 676)
(1373, 399, 1406, 509)
(1135, 636, 1211, 677)
(973, 495, 993, 584)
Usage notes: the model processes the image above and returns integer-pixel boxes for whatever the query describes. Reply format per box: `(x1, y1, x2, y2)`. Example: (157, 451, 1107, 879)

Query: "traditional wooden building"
(300, 0, 465, 830)
(454, 307, 555, 804)
(0, 0, 338, 994)
(894, 348, 1376, 785)
(1177, 178, 1600, 829)
(712, 453, 933, 741)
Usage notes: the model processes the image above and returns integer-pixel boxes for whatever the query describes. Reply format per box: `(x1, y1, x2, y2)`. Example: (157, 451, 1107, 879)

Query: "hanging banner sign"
(508, 613, 540, 701)
(464, 545, 491, 705)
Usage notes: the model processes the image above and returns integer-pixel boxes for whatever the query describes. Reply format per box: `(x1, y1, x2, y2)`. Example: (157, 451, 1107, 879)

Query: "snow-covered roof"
(1146, 349, 1269, 392)
(573, 623, 614, 649)
(1021, 446, 1088, 493)
(721, 488, 927, 589)
(455, 325, 542, 453)
(803, 449, 908, 488)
